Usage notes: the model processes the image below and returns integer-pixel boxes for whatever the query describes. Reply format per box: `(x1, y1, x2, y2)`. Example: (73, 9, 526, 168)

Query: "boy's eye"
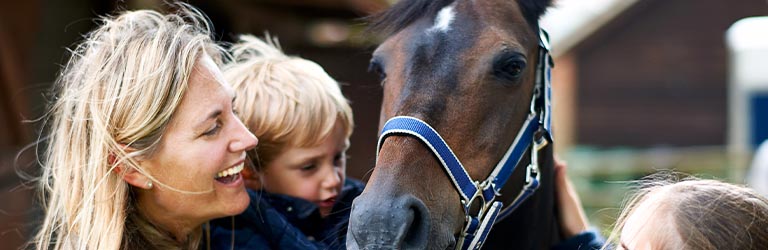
(300, 165, 317, 171)
(333, 152, 346, 167)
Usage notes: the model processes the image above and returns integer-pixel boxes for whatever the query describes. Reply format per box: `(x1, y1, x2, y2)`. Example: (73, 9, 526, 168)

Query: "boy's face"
(260, 121, 349, 217)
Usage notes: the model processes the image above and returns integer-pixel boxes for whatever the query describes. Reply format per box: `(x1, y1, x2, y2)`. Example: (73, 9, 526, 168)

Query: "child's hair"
(224, 35, 353, 169)
(34, 4, 222, 250)
(606, 173, 768, 250)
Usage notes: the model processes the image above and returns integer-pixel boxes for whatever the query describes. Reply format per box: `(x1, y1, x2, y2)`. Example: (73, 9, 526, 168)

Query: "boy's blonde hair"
(606, 174, 768, 250)
(35, 4, 221, 250)
(224, 35, 353, 168)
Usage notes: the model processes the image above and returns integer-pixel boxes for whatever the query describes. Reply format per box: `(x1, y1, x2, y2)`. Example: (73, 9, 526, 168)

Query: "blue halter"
(376, 29, 554, 250)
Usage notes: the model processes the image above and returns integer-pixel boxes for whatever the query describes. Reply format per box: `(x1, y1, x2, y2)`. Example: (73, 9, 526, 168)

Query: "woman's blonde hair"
(606, 173, 768, 250)
(224, 35, 353, 169)
(34, 4, 222, 250)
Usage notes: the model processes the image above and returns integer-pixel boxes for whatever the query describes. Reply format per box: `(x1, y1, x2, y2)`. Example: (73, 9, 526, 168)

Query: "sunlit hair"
(34, 4, 223, 250)
(224, 35, 353, 169)
(605, 173, 768, 250)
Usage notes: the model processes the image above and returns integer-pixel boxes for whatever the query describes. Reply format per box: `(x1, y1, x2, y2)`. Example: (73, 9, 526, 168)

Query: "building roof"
(541, 0, 641, 57)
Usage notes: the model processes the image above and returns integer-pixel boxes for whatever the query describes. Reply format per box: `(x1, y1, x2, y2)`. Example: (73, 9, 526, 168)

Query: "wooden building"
(551, 0, 768, 149)
(544, 0, 768, 230)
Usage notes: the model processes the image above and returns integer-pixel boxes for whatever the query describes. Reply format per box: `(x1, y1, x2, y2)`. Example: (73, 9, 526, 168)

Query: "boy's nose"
(322, 167, 342, 189)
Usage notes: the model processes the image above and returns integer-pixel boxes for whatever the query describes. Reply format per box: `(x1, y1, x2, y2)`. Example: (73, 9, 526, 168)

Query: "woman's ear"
(122, 167, 154, 190)
(112, 145, 154, 190)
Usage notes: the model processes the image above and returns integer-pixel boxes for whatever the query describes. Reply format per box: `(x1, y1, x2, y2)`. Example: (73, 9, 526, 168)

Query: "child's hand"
(554, 158, 590, 238)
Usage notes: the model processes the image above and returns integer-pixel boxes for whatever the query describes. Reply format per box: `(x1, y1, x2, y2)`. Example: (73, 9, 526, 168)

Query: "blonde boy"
(208, 35, 361, 249)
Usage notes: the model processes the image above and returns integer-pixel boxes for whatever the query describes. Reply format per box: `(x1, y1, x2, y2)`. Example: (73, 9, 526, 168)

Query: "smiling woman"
(33, 4, 257, 250)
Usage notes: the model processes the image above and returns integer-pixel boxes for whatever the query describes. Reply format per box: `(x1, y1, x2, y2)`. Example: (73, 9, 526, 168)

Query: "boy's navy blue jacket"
(208, 179, 364, 250)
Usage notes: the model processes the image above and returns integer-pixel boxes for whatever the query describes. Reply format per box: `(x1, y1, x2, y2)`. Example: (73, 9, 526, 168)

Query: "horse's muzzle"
(347, 193, 430, 250)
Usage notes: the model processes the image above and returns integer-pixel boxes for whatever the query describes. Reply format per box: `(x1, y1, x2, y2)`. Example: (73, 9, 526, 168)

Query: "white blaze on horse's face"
(428, 4, 456, 33)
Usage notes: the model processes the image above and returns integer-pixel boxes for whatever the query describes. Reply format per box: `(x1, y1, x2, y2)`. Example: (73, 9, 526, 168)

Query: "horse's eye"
(493, 54, 527, 83)
(368, 60, 387, 83)
(505, 59, 525, 77)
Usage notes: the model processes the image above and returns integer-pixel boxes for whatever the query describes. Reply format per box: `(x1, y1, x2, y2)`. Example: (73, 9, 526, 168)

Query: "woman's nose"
(230, 119, 258, 152)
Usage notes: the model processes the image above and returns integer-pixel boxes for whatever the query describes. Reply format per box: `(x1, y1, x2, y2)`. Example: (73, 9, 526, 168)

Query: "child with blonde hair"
(34, 4, 257, 250)
(208, 35, 362, 249)
(553, 162, 768, 250)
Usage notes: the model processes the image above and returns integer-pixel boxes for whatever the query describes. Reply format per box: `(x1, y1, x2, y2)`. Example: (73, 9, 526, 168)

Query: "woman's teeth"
(216, 163, 244, 178)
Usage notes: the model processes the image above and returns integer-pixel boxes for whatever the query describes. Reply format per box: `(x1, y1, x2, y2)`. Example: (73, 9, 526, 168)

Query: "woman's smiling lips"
(214, 159, 245, 185)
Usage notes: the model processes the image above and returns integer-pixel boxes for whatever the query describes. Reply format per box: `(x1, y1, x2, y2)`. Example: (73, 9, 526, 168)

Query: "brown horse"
(346, 0, 559, 249)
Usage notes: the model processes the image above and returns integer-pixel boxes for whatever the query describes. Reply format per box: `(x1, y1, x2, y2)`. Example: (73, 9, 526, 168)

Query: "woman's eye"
(203, 122, 221, 136)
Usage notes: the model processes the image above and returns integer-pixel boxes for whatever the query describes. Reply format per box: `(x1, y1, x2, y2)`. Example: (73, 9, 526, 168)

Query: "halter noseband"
(376, 29, 554, 250)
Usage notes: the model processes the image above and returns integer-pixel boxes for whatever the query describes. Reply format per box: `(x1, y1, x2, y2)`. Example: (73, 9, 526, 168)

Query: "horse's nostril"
(348, 194, 431, 249)
(399, 195, 430, 249)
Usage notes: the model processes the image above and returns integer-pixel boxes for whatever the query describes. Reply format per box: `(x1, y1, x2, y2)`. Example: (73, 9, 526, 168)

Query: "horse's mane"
(366, 0, 455, 37)
(367, 0, 551, 37)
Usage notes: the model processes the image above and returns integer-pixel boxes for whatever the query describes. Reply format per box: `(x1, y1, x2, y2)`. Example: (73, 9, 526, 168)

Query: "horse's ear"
(517, 0, 553, 26)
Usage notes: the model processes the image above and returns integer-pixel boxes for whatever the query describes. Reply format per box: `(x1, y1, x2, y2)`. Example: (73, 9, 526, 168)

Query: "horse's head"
(348, 0, 553, 249)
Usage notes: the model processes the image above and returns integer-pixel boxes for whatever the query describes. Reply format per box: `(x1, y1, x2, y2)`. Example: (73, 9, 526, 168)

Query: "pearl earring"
(147, 181, 153, 189)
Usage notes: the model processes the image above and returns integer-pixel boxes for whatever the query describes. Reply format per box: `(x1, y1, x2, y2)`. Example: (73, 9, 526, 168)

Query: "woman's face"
(137, 55, 258, 231)
(261, 121, 349, 217)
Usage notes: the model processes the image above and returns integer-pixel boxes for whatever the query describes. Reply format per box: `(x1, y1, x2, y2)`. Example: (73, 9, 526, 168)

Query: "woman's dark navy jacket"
(208, 179, 364, 250)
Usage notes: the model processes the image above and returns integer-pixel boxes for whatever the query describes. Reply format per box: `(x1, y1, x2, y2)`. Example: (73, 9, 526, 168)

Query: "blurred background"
(0, 0, 766, 248)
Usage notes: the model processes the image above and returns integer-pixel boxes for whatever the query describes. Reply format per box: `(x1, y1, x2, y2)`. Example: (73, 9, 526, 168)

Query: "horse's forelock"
(367, 0, 552, 38)
(366, 0, 455, 37)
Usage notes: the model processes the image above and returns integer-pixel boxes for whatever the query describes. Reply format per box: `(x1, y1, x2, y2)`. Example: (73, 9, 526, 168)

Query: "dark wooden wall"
(1, 1, 41, 248)
(575, 0, 768, 147)
(1, 1, 130, 248)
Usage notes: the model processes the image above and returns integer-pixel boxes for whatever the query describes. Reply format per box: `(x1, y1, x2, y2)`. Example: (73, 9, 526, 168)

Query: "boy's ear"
(111, 145, 153, 190)
(241, 163, 263, 190)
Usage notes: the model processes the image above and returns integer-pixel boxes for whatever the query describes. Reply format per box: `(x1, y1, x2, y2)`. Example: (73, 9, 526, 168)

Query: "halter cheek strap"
(376, 29, 553, 250)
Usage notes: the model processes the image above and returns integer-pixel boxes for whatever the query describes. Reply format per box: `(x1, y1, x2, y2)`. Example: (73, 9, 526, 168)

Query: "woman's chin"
(214, 183, 250, 217)
(228, 187, 251, 215)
